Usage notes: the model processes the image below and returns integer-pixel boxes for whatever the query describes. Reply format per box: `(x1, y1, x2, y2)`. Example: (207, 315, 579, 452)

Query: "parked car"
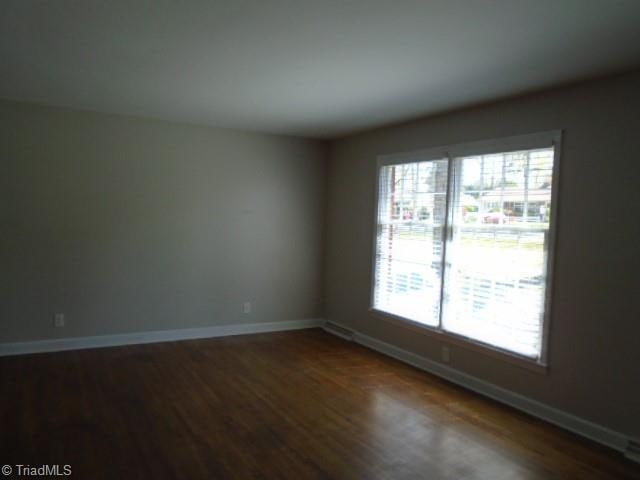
(482, 212, 507, 224)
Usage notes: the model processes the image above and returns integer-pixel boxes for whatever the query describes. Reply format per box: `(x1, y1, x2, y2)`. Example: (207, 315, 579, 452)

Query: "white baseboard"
(322, 321, 638, 462)
(0, 318, 323, 357)
(626, 440, 640, 463)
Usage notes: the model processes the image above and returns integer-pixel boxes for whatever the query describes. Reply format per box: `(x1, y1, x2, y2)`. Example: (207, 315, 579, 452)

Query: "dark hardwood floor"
(1, 328, 638, 479)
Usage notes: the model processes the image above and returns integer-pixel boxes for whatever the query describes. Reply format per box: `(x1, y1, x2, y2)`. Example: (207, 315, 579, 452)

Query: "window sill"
(369, 308, 549, 375)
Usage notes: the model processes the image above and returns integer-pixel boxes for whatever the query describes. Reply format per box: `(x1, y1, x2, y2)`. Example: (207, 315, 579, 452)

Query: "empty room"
(1, 1, 639, 478)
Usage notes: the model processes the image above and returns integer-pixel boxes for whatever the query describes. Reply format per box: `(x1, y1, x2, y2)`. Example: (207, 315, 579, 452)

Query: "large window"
(372, 132, 560, 363)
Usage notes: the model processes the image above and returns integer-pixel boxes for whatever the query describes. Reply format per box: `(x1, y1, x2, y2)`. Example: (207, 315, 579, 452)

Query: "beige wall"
(325, 71, 640, 438)
(1, 101, 326, 342)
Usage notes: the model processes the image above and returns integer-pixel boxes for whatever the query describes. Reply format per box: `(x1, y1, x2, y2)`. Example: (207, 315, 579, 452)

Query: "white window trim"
(369, 130, 562, 371)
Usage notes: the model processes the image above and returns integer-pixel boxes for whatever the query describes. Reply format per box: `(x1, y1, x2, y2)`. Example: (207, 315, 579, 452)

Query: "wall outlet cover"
(441, 345, 450, 363)
(242, 302, 252, 314)
(54, 313, 65, 328)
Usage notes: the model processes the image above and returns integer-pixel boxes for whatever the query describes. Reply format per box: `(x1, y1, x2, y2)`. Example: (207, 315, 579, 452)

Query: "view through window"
(372, 136, 558, 360)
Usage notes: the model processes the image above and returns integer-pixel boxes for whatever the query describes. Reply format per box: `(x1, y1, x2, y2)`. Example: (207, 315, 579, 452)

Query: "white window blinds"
(373, 160, 448, 326)
(372, 135, 558, 361)
(443, 148, 554, 358)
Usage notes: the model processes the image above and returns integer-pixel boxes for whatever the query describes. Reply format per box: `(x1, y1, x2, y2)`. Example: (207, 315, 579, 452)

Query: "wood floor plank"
(1, 329, 637, 479)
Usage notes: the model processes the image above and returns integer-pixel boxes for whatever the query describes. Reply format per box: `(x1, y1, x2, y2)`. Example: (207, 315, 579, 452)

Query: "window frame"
(369, 131, 562, 371)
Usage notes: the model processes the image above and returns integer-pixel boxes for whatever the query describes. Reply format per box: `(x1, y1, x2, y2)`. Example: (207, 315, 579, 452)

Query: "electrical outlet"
(441, 345, 450, 363)
(242, 301, 252, 314)
(53, 313, 65, 328)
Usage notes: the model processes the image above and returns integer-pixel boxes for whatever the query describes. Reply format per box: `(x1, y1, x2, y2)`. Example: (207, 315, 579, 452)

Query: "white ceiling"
(1, 1, 640, 139)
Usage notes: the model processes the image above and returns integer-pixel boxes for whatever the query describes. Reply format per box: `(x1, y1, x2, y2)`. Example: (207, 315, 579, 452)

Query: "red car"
(483, 212, 507, 224)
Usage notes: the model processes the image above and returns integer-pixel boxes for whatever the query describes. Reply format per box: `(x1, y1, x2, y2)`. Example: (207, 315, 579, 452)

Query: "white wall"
(325, 71, 640, 438)
(1, 101, 326, 342)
